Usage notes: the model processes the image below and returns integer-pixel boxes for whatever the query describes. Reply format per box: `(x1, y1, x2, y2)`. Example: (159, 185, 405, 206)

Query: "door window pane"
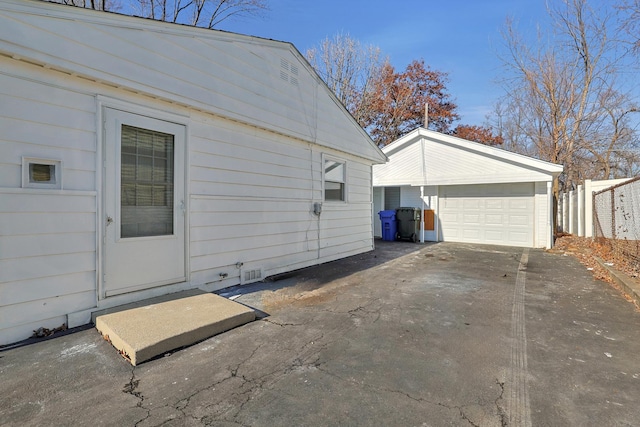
(121, 125, 174, 238)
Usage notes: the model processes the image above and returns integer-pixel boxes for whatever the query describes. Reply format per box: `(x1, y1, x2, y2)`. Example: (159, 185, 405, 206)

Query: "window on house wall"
(324, 157, 346, 201)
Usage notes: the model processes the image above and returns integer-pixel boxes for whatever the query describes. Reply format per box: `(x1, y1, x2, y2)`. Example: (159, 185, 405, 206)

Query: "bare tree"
(41, 0, 267, 28)
(45, 0, 117, 10)
(493, 0, 636, 200)
(307, 35, 463, 146)
(305, 33, 384, 128)
(132, 0, 268, 28)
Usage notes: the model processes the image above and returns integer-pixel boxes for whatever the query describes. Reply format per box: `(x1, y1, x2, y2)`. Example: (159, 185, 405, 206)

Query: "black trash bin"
(395, 207, 421, 243)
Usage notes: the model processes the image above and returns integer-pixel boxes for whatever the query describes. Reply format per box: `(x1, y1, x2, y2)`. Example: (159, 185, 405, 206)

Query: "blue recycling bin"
(378, 210, 397, 241)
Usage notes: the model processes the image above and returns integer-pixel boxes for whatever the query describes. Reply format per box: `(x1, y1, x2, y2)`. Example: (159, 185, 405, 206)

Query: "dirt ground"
(552, 235, 640, 308)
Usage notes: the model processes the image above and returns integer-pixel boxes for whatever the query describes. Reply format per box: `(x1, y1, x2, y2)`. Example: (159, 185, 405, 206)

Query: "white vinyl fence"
(557, 178, 632, 237)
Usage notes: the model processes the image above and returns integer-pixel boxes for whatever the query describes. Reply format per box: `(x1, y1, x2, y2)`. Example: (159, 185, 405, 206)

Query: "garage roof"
(373, 128, 563, 186)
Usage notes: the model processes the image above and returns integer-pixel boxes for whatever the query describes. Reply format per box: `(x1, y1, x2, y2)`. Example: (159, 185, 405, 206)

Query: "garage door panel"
(510, 214, 529, 226)
(463, 214, 480, 224)
(509, 199, 530, 210)
(485, 230, 506, 241)
(485, 214, 503, 225)
(462, 228, 481, 239)
(439, 183, 534, 247)
(463, 199, 481, 209)
(444, 198, 460, 208)
(508, 231, 530, 245)
(485, 199, 504, 209)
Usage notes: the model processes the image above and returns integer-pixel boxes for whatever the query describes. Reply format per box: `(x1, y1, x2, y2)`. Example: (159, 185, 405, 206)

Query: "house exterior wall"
(0, 51, 377, 344)
(0, 62, 99, 345)
(0, 0, 382, 163)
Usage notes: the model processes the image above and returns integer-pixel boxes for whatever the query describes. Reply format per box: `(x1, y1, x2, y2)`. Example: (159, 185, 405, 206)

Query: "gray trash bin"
(395, 207, 421, 243)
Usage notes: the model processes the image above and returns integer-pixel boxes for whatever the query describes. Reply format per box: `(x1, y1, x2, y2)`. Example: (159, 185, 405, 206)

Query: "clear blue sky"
(220, 0, 551, 127)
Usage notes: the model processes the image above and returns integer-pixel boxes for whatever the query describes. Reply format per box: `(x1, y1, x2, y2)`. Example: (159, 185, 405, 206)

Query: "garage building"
(372, 128, 563, 248)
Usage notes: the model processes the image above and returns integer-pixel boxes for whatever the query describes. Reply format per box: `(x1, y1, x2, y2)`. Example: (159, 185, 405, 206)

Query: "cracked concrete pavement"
(2, 241, 640, 426)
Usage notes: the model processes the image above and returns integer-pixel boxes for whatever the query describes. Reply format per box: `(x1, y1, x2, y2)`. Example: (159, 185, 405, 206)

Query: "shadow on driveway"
(216, 239, 429, 313)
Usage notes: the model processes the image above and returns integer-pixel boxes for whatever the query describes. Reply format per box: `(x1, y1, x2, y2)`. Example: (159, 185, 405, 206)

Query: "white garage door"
(439, 183, 534, 247)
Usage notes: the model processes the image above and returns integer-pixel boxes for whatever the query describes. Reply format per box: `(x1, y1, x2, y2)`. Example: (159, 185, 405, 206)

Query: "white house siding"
(373, 141, 423, 186)
(0, 1, 381, 163)
(188, 114, 374, 290)
(0, 24, 381, 344)
(0, 61, 98, 345)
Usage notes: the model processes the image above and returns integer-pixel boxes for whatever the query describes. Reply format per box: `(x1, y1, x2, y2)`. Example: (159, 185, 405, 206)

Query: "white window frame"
(323, 155, 347, 202)
(22, 157, 62, 189)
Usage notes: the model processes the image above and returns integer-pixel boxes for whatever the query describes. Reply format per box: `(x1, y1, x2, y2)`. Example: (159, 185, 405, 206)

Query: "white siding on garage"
(421, 136, 556, 186)
(373, 141, 423, 186)
(439, 183, 535, 247)
(534, 182, 551, 249)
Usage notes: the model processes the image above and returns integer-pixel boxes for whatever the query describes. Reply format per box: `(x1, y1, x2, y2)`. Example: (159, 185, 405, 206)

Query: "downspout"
(420, 185, 425, 243)
(436, 186, 440, 242)
(547, 180, 553, 249)
(420, 134, 427, 244)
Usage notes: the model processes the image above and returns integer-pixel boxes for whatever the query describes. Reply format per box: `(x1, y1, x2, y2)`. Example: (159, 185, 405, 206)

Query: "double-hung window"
(324, 157, 346, 201)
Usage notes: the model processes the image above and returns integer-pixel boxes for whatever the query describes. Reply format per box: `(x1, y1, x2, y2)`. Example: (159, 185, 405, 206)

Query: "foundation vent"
(242, 268, 263, 285)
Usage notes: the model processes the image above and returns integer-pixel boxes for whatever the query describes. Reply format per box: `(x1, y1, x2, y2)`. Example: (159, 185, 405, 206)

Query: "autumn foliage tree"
(307, 35, 504, 147)
(451, 124, 503, 146)
(364, 60, 459, 146)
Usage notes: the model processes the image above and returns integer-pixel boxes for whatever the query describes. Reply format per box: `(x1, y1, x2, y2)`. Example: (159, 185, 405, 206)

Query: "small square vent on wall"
(22, 157, 62, 189)
(242, 268, 263, 285)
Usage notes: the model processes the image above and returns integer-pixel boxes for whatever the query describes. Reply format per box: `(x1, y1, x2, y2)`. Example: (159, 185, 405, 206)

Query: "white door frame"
(97, 98, 189, 300)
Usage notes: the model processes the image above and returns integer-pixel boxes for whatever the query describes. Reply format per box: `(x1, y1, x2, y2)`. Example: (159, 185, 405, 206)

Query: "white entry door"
(103, 108, 186, 297)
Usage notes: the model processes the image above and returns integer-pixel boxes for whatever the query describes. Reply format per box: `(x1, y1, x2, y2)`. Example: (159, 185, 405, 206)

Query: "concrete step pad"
(95, 290, 256, 365)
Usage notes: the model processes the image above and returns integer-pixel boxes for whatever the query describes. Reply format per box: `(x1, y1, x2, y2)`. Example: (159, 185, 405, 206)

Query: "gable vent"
(279, 58, 299, 86)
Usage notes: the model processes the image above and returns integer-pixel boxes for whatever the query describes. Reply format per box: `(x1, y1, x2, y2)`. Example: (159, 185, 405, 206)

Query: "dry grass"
(553, 235, 640, 307)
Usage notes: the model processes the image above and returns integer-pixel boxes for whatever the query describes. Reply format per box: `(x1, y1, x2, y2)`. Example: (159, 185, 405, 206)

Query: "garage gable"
(423, 137, 557, 185)
(375, 128, 562, 187)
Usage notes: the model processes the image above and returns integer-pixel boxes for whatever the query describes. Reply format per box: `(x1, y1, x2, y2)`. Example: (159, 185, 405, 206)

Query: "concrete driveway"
(2, 241, 640, 426)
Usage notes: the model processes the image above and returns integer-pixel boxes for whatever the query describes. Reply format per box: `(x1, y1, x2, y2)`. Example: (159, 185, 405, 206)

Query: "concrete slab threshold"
(94, 289, 256, 365)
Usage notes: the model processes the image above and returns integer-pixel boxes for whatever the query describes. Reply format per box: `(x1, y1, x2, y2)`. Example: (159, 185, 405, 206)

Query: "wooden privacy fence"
(593, 177, 640, 276)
